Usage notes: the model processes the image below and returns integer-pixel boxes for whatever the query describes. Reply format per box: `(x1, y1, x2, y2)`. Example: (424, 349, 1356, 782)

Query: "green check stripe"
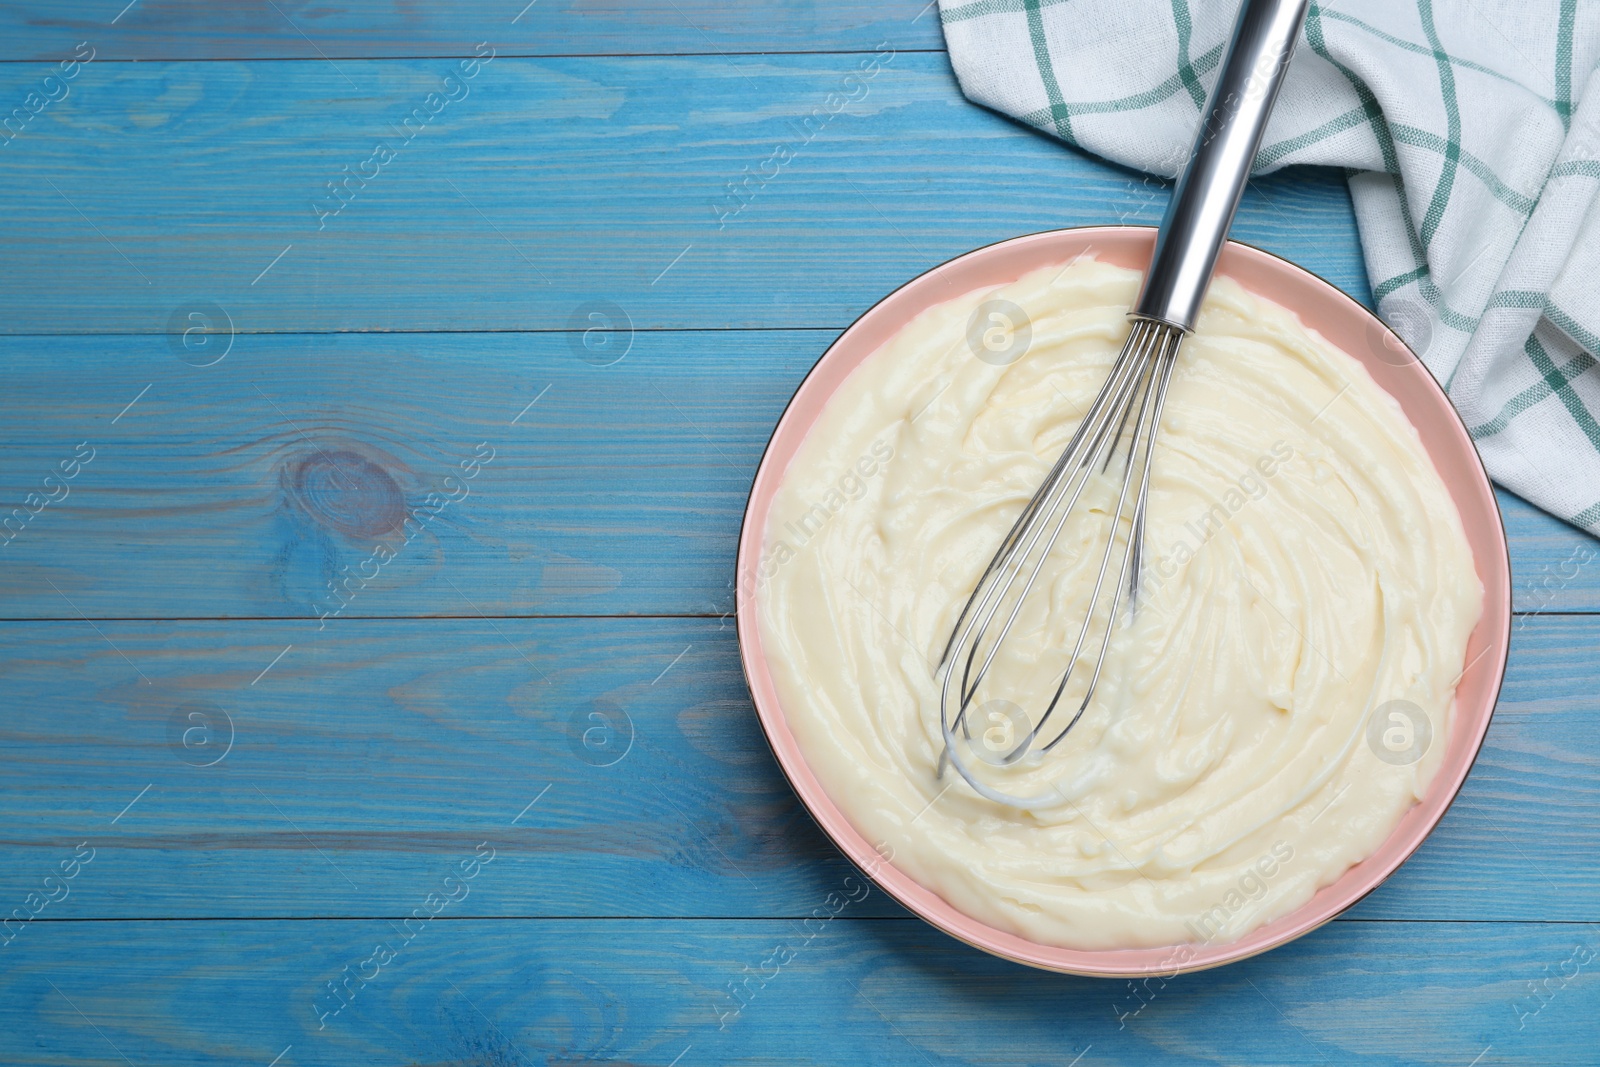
(1556, 0, 1577, 126)
(952, 0, 1569, 380)
(1278, 8, 1538, 218)
(939, 0, 1071, 24)
(1317, 8, 1559, 110)
(1014, 42, 1225, 126)
(1572, 500, 1600, 530)
(1373, 267, 1479, 332)
(1430, 298, 1479, 333)
(1552, 160, 1600, 180)
(1373, 265, 1430, 303)
(1390, 121, 1537, 214)
(1306, 7, 1434, 298)
(1171, 0, 1206, 109)
(1469, 345, 1595, 438)
(1314, 0, 1534, 339)
(1546, 301, 1600, 357)
(1486, 289, 1546, 311)
(1521, 330, 1600, 453)
(1416, 0, 1462, 250)
(1261, 111, 1537, 212)
(1466, 293, 1600, 439)
(1235, 113, 1535, 217)
(1370, 265, 1480, 333)
(997, 2, 1540, 225)
(1256, 105, 1369, 168)
(1440, 182, 1557, 391)
(1022, 0, 1073, 141)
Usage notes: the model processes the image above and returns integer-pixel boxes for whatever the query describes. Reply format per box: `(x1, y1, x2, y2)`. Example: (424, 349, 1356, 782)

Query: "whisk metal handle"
(1132, 0, 1310, 332)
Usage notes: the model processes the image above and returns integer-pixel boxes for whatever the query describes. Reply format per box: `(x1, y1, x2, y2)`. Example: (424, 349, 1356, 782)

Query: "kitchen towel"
(940, 0, 1600, 532)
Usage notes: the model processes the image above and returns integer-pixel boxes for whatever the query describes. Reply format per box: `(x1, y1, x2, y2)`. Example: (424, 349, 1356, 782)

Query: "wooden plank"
(1349, 612, 1600, 921)
(0, 0, 944, 62)
(0, 329, 1591, 620)
(0, 615, 1594, 922)
(0, 328, 798, 620)
(1500, 489, 1600, 614)
(0, 616, 889, 922)
(0, 11, 1584, 1064)
(0, 54, 1370, 335)
(0, 917, 1593, 1065)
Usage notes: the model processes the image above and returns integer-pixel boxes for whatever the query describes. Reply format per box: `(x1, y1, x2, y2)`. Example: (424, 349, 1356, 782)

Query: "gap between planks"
(0, 611, 1591, 623)
(0, 49, 950, 66)
(10, 915, 1599, 925)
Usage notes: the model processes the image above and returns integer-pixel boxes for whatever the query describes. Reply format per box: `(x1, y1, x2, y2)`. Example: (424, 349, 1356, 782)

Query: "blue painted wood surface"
(0, 53, 1368, 333)
(0, 614, 1595, 923)
(0, 331, 1590, 618)
(0, 4, 1596, 1065)
(0, 0, 945, 60)
(3, 919, 1597, 1065)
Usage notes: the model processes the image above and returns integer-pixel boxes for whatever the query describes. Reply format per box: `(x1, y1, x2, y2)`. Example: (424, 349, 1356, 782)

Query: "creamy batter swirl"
(756, 259, 1482, 950)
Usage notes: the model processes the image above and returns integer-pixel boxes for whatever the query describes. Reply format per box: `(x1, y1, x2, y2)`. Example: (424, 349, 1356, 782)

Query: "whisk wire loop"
(936, 318, 1184, 807)
(928, 0, 1310, 808)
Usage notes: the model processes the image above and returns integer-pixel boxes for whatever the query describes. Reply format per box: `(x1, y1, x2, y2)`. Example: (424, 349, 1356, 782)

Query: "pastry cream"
(754, 259, 1482, 950)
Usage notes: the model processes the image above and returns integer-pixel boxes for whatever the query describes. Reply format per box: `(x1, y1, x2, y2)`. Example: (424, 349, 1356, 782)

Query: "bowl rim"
(733, 224, 1513, 977)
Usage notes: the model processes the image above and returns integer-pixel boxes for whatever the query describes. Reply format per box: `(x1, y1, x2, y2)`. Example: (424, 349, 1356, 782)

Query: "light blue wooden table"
(0, 3, 1596, 1064)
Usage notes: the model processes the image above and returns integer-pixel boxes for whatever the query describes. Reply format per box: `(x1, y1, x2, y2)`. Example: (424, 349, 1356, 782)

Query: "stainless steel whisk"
(938, 0, 1310, 808)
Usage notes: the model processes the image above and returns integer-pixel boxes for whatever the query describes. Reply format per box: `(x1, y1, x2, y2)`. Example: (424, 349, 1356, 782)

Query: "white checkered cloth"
(940, 0, 1600, 531)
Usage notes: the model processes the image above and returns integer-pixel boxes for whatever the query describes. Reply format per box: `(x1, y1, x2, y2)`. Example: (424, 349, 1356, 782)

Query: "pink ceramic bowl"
(734, 226, 1512, 977)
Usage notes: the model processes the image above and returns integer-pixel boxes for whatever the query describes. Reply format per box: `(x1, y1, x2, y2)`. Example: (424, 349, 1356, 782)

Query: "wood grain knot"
(288, 448, 406, 539)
